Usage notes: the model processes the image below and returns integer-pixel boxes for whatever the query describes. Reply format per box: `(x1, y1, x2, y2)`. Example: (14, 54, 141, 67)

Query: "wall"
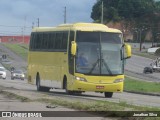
(0, 36, 30, 44)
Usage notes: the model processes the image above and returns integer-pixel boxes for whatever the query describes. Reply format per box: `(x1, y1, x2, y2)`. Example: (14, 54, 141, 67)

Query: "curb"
(124, 90, 160, 97)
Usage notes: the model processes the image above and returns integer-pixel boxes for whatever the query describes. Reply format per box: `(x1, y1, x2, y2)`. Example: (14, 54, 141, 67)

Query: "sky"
(0, 0, 96, 35)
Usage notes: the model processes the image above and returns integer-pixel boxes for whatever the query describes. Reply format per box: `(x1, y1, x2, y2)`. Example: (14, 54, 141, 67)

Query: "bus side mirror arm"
(71, 41, 77, 56)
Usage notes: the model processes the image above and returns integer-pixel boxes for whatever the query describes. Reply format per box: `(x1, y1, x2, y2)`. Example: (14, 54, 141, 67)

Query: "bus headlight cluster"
(74, 76, 87, 82)
(114, 78, 124, 83)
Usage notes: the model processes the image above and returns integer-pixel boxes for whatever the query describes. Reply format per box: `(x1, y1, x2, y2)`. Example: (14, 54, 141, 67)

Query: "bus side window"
(29, 33, 34, 51)
(35, 33, 40, 50)
(39, 33, 43, 50)
(43, 33, 49, 50)
(61, 32, 68, 51)
(48, 32, 53, 50)
(51, 33, 56, 50)
(55, 33, 58, 49)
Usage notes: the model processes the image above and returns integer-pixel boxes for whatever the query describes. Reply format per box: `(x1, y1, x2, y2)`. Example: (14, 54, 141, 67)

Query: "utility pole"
(37, 18, 39, 27)
(21, 27, 24, 43)
(32, 22, 34, 29)
(101, 1, 104, 24)
(64, 6, 67, 24)
(139, 29, 142, 51)
(22, 16, 26, 43)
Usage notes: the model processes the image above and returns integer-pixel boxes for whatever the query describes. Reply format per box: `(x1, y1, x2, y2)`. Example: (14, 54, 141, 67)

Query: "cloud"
(0, 0, 96, 35)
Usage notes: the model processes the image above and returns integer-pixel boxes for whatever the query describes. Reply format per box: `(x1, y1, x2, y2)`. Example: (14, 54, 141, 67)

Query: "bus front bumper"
(71, 80, 123, 92)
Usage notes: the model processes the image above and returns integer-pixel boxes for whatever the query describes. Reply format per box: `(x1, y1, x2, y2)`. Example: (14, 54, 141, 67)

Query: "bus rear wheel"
(104, 92, 113, 98)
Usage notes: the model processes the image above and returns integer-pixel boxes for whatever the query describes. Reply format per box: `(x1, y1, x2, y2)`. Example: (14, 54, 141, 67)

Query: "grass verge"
(124, 77, 160, 94)
(132, 48, 157, 59)
(37, 98, 160, 111)
(36, 98, 160, 119)
(0, 90, 31, 102)
(0, 89, 159, 119)
(3, 43, 28, 61)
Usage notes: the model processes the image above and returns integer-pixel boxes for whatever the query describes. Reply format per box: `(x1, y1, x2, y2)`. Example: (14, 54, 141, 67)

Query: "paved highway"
(0, 44, 27, 71)
(125, 55, 160, 82)
(0, 79, 107, 119)
(0, 78, 160, 108)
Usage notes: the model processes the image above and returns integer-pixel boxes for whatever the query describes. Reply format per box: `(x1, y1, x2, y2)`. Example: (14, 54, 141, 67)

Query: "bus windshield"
(76, 31, 123, 75)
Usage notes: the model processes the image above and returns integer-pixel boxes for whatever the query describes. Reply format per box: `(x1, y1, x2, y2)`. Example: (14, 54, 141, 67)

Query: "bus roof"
(32, 23, 122, 33)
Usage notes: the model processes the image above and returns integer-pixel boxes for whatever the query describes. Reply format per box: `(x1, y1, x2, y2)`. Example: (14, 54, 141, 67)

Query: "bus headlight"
(74, 76, 87, 82)
(114, 78, 124, 83)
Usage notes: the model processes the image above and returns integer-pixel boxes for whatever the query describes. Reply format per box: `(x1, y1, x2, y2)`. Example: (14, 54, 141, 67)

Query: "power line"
(0, 31, 31, 36)
(0, 25, 32, 29)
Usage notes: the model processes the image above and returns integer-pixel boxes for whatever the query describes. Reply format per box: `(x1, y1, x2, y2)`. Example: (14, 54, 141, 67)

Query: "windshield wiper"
(88, 58, 112, 75)
(102, 59, 112, 75)
(88, 58, 100, 74)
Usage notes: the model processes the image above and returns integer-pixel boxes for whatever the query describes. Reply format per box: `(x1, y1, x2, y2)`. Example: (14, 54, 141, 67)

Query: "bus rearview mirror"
(124, 44, 131, 59)
(71, 41, 77, 56)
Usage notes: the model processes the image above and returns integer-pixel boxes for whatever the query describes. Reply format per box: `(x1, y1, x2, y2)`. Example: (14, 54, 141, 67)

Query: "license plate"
(96, 86, 104, 89)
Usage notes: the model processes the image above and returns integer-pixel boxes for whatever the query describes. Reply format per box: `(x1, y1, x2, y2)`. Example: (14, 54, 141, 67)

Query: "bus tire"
(64, 80, 74, 95)
(104, 92, 113, 98)
(36, 74, 42, 91)
(36, 74, 50, 92)
(74, 91, 82, 95)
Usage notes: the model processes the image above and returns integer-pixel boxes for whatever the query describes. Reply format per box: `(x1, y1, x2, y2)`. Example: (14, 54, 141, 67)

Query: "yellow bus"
(28, 23, 131, 98)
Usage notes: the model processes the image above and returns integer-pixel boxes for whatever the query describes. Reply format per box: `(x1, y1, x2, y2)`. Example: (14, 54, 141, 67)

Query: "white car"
(0, 67, 7, 79)
(11, 70, 25, 80)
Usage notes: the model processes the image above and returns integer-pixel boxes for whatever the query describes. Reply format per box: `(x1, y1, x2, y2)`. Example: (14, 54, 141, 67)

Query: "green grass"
(124, 77, 160, 93)
(0, 63, 11, 71)
(0, 90, 31, 102)
(1, 87, 160, 112)
(36, 98, 160, 119)
(3, 43, 28, 61)
(37, 97, 160, 111)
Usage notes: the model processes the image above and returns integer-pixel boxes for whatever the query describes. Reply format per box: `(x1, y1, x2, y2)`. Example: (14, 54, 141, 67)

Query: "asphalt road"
(0, 80, 113, 120)
(0, 44, 27, 71)
(0, 78, 160, 108)
(125, 55, 160, 82)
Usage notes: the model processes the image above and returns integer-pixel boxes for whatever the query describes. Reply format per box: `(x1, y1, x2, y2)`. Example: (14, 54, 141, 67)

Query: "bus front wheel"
(36, 74, 50, 92)
(64, 80, 74, 95)
(104, 92, 113, 98)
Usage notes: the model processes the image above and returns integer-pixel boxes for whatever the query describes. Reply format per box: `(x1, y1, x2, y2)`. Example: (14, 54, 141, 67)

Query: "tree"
(91, 0, 159, 23)
(91, 1, 102, 22)
(91, 0, 160, 44)
(91, 0, 120, 23)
